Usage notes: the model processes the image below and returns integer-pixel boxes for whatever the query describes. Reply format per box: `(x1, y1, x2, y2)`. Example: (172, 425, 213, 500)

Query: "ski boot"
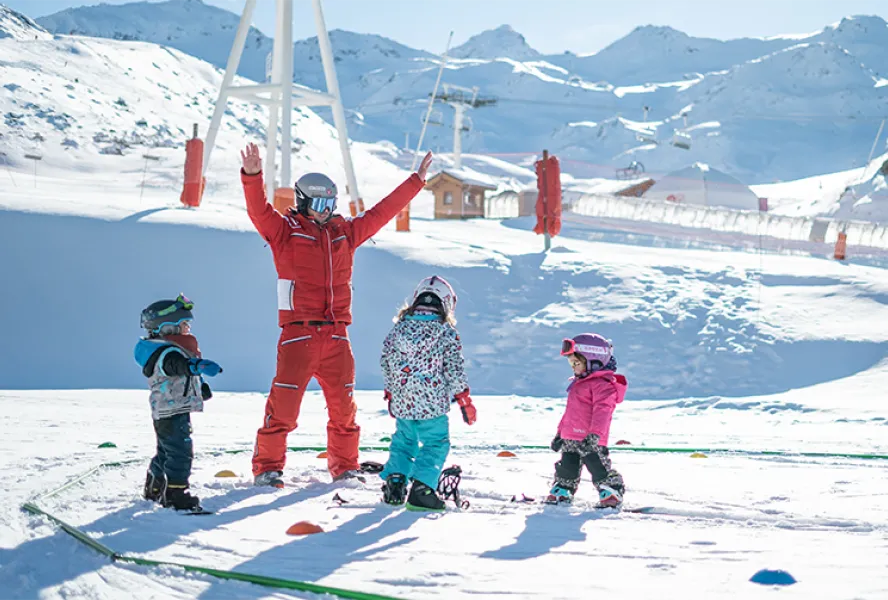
(596, 484, 623, 508)
(381, 473, 408, 506)
(406, 480, 446, 512)
(143, 470, 165, 503)
(253, 470, 285, 488)
(544, 485, 574, 505)
(162, 484, 202, 512)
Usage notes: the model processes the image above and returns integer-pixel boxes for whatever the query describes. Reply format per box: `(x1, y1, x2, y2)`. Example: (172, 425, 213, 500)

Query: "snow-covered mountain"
(0, 3, 416, 213)
(811, 15, 888, 77)
(546, 25, 789, 86)
(450, 24, 540, 60)
(28, 1, 888, 184)
(0, 3, 51, 40)
(292, 29, 432, 92)
(597, 41, 888, 182)
(35, 0, 274, 82)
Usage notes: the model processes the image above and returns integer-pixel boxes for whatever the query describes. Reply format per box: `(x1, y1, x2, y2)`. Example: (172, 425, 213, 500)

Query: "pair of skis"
(510, 493, 655, 513)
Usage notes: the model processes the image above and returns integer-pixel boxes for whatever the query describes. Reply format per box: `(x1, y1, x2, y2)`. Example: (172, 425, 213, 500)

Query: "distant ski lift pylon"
(671, 130, 691, 150)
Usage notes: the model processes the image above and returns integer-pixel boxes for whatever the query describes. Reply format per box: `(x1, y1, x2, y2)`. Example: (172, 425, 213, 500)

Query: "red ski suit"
(242, 169, 425, 478)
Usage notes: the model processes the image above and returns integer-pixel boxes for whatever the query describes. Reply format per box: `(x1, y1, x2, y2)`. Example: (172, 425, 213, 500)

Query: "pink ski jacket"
(557, 370, 627, 446)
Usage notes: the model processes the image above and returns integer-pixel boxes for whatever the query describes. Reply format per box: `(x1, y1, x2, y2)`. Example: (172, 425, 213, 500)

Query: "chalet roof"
(427, 168, 498, 191)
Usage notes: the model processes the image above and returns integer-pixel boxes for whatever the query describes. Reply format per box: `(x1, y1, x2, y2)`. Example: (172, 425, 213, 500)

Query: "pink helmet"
(413, 275, 457, 315)
(561, 333, 613, 371)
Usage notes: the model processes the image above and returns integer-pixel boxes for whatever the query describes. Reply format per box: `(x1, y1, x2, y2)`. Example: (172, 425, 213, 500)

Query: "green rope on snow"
(20, 462, 407, 600)
(217, 445, 393, 456)
(211, 444, 888, 461)
(501, 445, 888, 461)
(115, 556, 403, 600)
(609, 446, 888, 461)
(21, 501, 117, 558)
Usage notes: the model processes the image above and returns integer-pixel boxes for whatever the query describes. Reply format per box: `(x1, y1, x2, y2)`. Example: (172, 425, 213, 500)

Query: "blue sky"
(10, 0, 888, 54)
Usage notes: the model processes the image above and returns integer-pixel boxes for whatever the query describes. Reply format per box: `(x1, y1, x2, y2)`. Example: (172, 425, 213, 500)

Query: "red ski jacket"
(242, 170, 424, 326)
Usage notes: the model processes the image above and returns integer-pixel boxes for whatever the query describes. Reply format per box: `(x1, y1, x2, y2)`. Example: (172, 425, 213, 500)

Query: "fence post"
(541, 149, 550, 252)
(834, 231, 847, 260)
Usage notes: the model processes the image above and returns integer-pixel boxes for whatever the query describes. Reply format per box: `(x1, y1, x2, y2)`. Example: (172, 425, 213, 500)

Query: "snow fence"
(569, 193, 888, 251)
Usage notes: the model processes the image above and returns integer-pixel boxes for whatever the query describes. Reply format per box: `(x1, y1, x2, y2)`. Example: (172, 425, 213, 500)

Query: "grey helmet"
(294, 172, 338, 215)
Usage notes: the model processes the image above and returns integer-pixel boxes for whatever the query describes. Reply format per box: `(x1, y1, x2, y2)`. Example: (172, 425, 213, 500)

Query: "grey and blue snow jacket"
(134, 339, 210, 421)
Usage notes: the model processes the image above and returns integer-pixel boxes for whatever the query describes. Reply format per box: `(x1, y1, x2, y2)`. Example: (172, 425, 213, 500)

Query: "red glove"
(384, 390, 394, 418)
(454, 390, 476, 425)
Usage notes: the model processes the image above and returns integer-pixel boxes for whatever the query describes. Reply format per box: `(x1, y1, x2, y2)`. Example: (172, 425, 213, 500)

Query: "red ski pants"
(252, 322, 359, 479)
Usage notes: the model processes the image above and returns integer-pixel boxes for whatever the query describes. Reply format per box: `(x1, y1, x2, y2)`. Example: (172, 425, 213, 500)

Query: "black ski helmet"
(294, 172, 338, 215)
(140, 293, 194, 333)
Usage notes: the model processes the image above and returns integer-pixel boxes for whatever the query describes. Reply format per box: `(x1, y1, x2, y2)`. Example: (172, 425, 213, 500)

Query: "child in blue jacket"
(134, 294, 222, 512)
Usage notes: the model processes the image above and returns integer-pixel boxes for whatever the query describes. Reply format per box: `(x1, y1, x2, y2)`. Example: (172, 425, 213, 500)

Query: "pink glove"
(454, 389, 476, 425)
(384, 390, 394, 418)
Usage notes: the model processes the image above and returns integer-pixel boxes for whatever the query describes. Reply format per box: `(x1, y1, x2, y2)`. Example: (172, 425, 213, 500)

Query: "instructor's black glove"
(550, 434, 564, 452)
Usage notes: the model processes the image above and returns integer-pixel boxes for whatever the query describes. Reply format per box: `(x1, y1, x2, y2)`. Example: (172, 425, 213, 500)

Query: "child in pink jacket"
(547, 333, 627, 507)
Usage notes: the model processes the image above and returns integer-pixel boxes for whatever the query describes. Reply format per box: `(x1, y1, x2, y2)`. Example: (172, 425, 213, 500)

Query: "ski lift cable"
(411, 31, 454, 171)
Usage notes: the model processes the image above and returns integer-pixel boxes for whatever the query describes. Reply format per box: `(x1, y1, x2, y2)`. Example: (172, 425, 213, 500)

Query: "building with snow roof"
(426, 168, 498, 219)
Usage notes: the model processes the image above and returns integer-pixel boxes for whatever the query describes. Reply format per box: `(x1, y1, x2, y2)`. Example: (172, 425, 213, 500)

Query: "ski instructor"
(240, 142, 433, 487)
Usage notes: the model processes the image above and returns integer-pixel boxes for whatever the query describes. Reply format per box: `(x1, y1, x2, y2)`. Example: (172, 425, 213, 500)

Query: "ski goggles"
(175, 293, 194, 310)
(561, 338, 610, 357)
(560, 338, 578, 356)
(309, 196, 337, 213)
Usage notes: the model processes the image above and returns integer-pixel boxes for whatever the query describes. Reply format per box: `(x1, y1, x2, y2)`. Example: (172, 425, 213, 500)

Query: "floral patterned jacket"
(380, 314, 470, 420)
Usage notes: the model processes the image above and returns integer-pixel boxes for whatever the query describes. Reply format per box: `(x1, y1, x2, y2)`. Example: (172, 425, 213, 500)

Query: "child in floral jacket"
(379, 276, 475, 511)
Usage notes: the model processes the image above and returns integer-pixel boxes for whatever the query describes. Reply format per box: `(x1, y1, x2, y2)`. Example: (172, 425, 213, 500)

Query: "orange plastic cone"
(214, 470, 237, 478)
(614, 440, 631, 445)
(317, 451, 328, 458)
(497, 450, 517, 457)
(286, 521, 324, 535)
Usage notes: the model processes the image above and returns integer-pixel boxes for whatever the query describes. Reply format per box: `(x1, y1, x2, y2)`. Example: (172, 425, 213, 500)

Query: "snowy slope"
(4, 171, 888, 401)
(834, 154, 888, 221)
(3, 376, 888, 599)
(31, 1, 888, 184)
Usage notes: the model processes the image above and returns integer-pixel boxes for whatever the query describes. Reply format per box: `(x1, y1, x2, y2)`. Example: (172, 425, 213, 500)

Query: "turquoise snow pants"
(380, 415, 450, 489)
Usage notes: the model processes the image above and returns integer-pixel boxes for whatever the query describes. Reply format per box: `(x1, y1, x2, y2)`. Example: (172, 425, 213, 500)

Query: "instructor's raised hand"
(416, 151, 433, 181)
(241, 143, 262, 176)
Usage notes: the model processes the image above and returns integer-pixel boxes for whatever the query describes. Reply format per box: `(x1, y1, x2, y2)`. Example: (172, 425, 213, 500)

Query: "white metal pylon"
(202, 0, 360, 209)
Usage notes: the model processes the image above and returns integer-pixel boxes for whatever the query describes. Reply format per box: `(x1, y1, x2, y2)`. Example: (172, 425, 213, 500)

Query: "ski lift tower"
(202, 0, 362, 213)
(433, 83, 496, 169)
